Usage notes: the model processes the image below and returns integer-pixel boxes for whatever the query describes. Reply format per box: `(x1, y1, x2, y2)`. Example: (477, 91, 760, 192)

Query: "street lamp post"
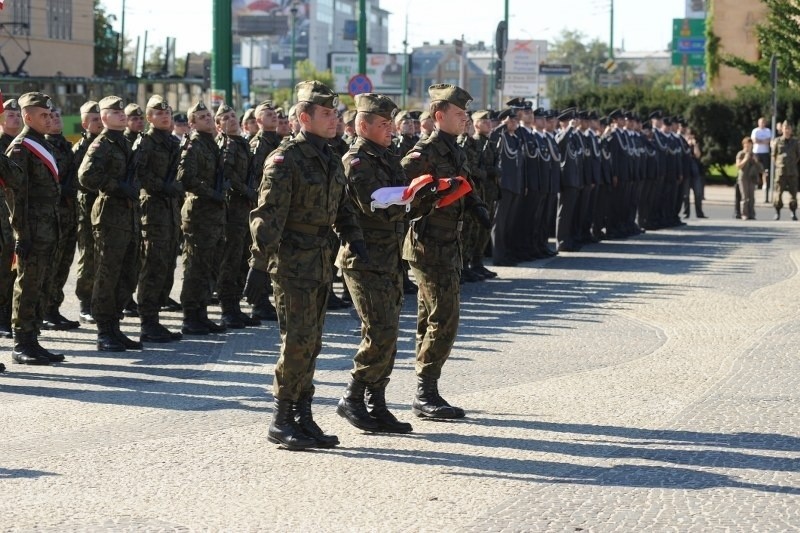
(290, 2, 299, 102)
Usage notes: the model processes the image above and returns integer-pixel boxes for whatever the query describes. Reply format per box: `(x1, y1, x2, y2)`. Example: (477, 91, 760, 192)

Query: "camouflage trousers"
(13, 209, 58, 333)
(217, 202, 250, 302)
(0, 198, 15, 313)
(408, 262, 460, 379)
(342, 268, 403, 384)
(474, 181, 499, 262)
(271, 275, 330, 401)
(75, 192, 97, 305)
(138, 223, 181, 318)
(773, 174, 799, 211)
(91, 225, 139, 323)
(44, 200, 78, 314)
(180, 226, 224, 312)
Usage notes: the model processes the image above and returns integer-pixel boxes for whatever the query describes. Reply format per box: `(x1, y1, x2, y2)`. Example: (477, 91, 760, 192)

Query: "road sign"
(347, 74, 373, 96)
(502, 39, 547, 96)
(598, 73, 622, 87)
(539, 63, 572, 76)
(672, 18, 705, 67)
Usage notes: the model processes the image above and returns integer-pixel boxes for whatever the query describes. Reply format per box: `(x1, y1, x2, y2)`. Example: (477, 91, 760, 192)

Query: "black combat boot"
(775, 207, 781, 221)
(31, 336, 65, 363)
(79, 300, 95, 324)
(140, 315, 174, 343)
(198, 307, 226, 333)
(42, 309, 80, 331)
(235, 298, 261, 327)
(296, 393, 340, 447)
(220, 300, 246, 329)
(267, 399, 317, 451)
(472, 260, 498, 279)
(251, 294, 277, 321)
(327, 289, 349, 310)
(96, 321, 126, 352)
(337, 378, 381, 431)
(0, 305, 12, 339)
(366, 378, 413, 434)
(112, 319, 143, 350)
(412, 375, 465, 419)
(181, 309, 209, 335)
(12, 331, 50, 365)
(793, 209, 798, 221)
(122, 298, 139, 318)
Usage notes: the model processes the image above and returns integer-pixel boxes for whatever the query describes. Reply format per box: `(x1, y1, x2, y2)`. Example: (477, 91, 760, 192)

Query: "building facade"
(708, 0, 767, 94)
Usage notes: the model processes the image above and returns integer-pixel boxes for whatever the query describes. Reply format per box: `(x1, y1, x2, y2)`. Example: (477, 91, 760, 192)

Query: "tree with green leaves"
(94, 0, 120, 76)
(717, 0, 800, 87)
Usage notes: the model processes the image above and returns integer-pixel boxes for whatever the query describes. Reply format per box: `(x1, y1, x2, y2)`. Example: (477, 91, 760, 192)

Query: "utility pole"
(290, 2, 298, 99)
(358, 0, 367, 75)
(458, 34, 465, 89)
(141, 30, 148, 77)
(118, 0, 126, 73)
(609, 0, 615, 58)
(212, 0, 233, 106)
(401, 11, 409, 108)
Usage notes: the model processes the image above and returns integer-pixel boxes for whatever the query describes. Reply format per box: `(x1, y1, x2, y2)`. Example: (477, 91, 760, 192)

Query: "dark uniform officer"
(43, 106, 80, 331)
(78, 96, 142, 352)
(74, 100, 103, 323)
(336, 93, 423, 434)
(555, 108, 584, 252)
(4, 92, 64, 364)
(400, 84, 491, 419)
(177, 100, 228, 335)
(0, 98, 22, 339)
(135, 95, 184, 343)
(244, 80, 364, 450)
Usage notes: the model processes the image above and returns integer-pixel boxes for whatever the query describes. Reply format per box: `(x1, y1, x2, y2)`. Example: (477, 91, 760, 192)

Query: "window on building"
(445, 60, 458, 71)
(48, 0, 73, 40)
(12, 0, 32, 36)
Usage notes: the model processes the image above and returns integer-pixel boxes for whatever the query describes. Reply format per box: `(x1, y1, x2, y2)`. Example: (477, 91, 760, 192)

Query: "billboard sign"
(331, 53, 406, 94)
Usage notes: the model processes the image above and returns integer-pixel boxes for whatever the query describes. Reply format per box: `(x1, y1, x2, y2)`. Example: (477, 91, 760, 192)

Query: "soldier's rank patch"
(273, 155, 285, 164)
(408, 151, 421, 159)
(350, 157, 361, 166)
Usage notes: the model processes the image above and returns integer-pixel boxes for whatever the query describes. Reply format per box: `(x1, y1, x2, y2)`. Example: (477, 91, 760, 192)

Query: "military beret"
(242, 108, 256, 122)
(187, 100, 208, 117)
(18, 92, 53, 110)
(505, 97, 526, 108)
(428, 83, 472, 110)
(173, 112, 188, 124)
(288, 105, 297, 118)
(394, 110, 411, 124)
(472, 110, 490, 121)
(3, 98, 19, 112)
(146, 95, 169, 111)
(295, 80, 339, 108)
(79, 100, 100, 114)
(354, 93, 398, 121)
(648, 110, 663, 120)
(342, 109, 357, 125)
(99, 96, 125, 111)
(608, 108, 623, 121)
(124, 103, 143, 117)
(215, 103, 234, 118)
(254, 100, 274, 115)
(419, 111, 431, 121)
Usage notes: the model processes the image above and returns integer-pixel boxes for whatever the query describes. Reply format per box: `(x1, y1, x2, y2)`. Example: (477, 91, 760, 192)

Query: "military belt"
(426, 217, 464, 232)
(284, 220, 331, 237)
(358, 218, 405, 234)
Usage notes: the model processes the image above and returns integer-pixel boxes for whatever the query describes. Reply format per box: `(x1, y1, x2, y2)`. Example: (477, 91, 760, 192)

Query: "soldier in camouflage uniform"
(4, 92, 64, 364)
(400, 84, 491, 419)
(78, 96, 143, 352)
(240, 108, 258, 141)
(771, 121, 800, 220)
(42, 106, 80, 330)
(470, 110, 500, 278)
(246, 100, 283, 321)
(457, 118, 485, 283)
(214, 103, 259, 329)
(393, 110, 416, 157)
(74, 100, 104, 323)
(244, 81, 364, 450)
(335, 93, 437, 435)
(0, 98, 22, 339)
(177, 100, 227, 335)
(123, 103, 145, 145)
(341, 109, 357, 146)
(134, 95, 185, 343)
(0, 146, 19, 371)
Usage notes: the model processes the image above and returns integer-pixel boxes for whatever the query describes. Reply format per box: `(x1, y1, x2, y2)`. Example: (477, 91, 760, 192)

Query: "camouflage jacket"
(249, 130, 283, 190)
(177, 130, 226, 226)
(772, 135, 800, 178)
(135, 127, 181, 228)
(45, 133, 77, 201)
(249, 130, 362, 282)
(224, 134, 254, 224)
(78, 128, 138, 232)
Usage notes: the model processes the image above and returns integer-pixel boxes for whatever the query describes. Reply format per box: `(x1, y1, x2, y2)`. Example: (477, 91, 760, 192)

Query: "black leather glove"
(14, 239, 32, 260)
(350, 239, 369, 262)
(470, 205, 492, 230)
(435, 178, 462, 198)
(414, 182, 438, 200)
(243, 268, 268, 305)
(210, 190, 226, 204)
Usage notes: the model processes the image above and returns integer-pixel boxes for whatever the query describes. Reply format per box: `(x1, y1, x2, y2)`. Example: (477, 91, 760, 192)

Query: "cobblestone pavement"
(1, 186, 799, 531)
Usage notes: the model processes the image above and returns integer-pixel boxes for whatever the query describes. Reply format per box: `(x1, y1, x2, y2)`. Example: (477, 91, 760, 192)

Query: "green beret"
(472, 110, 490, 121)
(146, 95, 169, 111)
(80, 100, 100, 114)
(99, 96, 125, 111)
(342, 109, 357, 125)
(215, 103, 234, 118)
(18, 92, 53, 110)
(428, 83, 472, 110)
(354, 93, 398, 121)
(295, 80, 339, 109)
(124, 103, 143, 117)
(394, 110, 411, 124)
(3, 99, 19, 112)
(254, 100, 274, 115)
(187, 100, 208, 117)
